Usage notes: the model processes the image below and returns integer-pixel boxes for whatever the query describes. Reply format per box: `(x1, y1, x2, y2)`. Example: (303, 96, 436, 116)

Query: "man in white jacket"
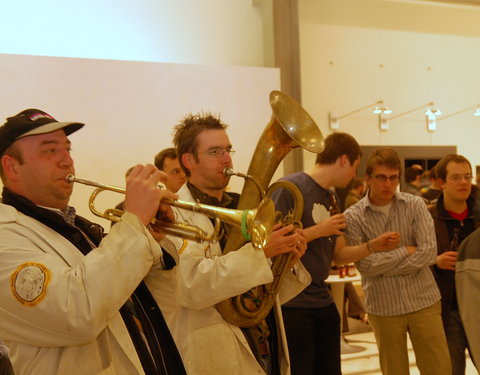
(170, 113, 311, 375)
(0, 108, 185, 375)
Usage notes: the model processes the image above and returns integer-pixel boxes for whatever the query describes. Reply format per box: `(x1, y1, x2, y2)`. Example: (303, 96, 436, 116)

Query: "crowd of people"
(0, 108, 479, 375)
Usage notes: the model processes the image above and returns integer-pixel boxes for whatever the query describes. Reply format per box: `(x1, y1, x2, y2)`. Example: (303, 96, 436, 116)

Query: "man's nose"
(59, 150, 74, 167)
(222, 151, 232, 163)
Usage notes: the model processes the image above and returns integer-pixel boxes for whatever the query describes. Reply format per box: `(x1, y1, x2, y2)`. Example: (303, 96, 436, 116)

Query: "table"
(325, 274, 366, 354)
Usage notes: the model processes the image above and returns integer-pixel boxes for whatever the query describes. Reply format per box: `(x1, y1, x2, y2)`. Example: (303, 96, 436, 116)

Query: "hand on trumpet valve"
(124, 164, 177, 232)
(262, 224, 307, 263)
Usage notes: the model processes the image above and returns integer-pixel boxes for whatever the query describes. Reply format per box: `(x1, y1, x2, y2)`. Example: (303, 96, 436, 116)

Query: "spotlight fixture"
(329, 100, 391, 130)
(426, 113, 438, 132)
(437, 104, 480, 122)
(378, 114, 389, 131)
(373, 105, 392, 115)
(425, 104, 442, 132)
(389, 101, 441, 132)
(425, 107, 442, 117)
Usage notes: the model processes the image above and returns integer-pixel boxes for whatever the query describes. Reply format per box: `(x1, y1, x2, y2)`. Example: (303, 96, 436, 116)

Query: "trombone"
(66, 174, 275, 249)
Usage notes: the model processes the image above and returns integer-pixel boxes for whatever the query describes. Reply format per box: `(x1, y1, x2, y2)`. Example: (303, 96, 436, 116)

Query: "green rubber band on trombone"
(241, 210, 251, 241)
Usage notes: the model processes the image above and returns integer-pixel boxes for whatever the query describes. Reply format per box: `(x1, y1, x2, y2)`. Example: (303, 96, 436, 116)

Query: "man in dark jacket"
(428, 154, 480, 375)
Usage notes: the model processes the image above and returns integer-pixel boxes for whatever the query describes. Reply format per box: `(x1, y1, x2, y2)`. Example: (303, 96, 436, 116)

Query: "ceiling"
(418, 0, 480, 5)
(299, 0, 480, 38)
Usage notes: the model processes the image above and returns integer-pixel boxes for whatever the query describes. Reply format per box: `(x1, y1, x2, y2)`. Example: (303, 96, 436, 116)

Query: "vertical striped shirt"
(344, 192, 440, 316)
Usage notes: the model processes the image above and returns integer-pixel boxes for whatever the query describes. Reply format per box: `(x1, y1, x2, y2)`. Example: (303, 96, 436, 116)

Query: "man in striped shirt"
(344, 148, 451, 375)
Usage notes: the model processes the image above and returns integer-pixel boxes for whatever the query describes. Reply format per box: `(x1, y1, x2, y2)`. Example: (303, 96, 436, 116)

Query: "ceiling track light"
(389, 102, 436, 120)
(329, 100, 392, 130)
(387, 101, 440, 132)
(373, 105, 392, 115)
(437, 104, 480, 121)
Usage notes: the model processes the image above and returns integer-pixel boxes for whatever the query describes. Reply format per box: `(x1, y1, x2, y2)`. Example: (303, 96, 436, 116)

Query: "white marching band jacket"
(166, 184, 311, 375)
(0, 203, 179, 375)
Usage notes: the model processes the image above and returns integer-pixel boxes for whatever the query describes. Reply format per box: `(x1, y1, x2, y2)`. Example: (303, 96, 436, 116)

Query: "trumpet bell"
(247, 198, 276, 249)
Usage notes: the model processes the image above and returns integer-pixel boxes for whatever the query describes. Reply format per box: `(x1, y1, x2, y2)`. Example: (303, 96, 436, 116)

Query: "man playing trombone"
(169, 113, 310, 375)
(0, 109, 185, 374)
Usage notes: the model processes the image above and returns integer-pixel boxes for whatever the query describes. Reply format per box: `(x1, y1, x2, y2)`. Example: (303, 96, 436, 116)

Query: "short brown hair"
(365, 148, 402, 176)
(351, 177, 364, 190)
(315, 132, 361, 165)
(172, 113, 227, 177)
(435, 154, 471, 182)
(154, 147, 177, 171)
(404, 166, 422, 183)
(428, 165, 438, 180)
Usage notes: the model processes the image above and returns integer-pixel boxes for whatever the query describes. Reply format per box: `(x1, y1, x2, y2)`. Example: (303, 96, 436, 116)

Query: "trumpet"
(66, 174, 275, 248)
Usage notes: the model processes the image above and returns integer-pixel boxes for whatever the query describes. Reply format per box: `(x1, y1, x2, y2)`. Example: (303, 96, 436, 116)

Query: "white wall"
(299, 1, 480, 170)
(0, 0, 267, 67)
(0, 54, 280, 225)
(0, 1, 286, 225)
(3, 0, 480, 177)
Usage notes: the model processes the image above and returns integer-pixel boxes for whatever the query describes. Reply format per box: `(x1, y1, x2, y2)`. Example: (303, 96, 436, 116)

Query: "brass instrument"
(216, 90, 325, 327)
(66, 174, 275, 249)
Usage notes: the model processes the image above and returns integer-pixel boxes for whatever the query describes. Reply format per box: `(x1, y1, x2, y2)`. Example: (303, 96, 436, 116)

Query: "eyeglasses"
(372, 174, 400, 183)
(199, 147, 236, 158)
(447, 174, 473, 183)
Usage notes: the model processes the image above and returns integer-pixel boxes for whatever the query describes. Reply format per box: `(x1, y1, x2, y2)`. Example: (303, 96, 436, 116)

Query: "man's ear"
(339, 154, 349, 166)
(364, 174, 371, 186)
(182, 153, 193, 170)
(1, 155, 20, 182)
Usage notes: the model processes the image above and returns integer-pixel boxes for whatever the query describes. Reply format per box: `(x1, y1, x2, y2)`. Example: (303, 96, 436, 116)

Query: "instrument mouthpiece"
(223, 168, 236, 176)
(65, 174, 75, 184)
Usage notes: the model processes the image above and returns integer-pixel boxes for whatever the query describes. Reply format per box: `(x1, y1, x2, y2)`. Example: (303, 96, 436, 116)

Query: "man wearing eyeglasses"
(428, 154, 480, 375)
(168, 113, 310, 375)
(344, 148, 451, 375)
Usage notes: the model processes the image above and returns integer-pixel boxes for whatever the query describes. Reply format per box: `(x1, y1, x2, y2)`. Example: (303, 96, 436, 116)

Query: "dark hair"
(315, 132, 361, 165)
(351, 177, 364, 190)
(435, 154, 471, 182)
(428, 165, 438, 180)
(154, 147, 177, 171)
(365, 148, 402, 176)
(172, 113, 227, 177)
(0, 142, 24, 183)
(404, 166, 422, 183)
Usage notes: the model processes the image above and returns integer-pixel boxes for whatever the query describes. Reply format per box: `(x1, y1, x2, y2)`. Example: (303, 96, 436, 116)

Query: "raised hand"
(124, 164, 177, 231)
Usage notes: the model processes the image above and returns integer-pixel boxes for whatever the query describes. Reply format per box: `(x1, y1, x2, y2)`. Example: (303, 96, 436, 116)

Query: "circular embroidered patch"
(10, 262, 51, 306)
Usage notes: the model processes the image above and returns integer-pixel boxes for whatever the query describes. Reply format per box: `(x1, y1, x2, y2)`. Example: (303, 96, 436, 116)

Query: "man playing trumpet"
(0, 109, 185, 374)
(169, 113, 310, 375)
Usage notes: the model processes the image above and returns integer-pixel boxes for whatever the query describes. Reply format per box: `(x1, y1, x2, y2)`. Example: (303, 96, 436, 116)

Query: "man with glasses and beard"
(344, 148, 451, 375)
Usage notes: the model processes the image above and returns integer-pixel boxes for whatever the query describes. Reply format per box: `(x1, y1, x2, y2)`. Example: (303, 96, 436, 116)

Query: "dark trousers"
(282, 303, 341, 375)
(0, 356, 14, 375)
(445, 309, 471, 375)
